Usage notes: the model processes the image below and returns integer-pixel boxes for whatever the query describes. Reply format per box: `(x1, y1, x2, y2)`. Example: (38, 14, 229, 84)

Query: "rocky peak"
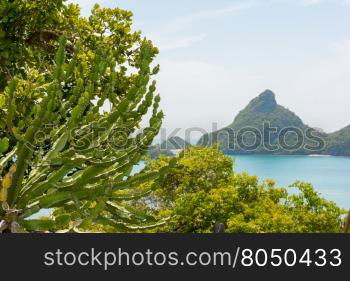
(248, 89, 277, 113)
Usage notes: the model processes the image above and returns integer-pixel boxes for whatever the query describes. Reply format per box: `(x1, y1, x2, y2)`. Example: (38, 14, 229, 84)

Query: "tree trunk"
(345, 210, 350, 233)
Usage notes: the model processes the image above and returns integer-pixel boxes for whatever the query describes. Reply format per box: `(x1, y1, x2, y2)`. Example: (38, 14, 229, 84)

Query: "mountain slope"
(148, 136, 191, 159)
(160, 136, 191, 150)
(198, 90, 332, 155)
(326, 126, 350, 156)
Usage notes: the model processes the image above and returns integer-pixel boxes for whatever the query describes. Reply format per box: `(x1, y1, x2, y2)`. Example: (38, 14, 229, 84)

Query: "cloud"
(69, 1, 256, 51)
(146, 1, 256, 52)
(154, 59, 267, 139)
(299, 0, 350, 6)
(273, 38, 350, 133)
(301, 0, 322, 6)
(153, 36, 350, 138)
(67, 0, 350, 136)
(164, 1, 257, 32)
(180, 1, 257, 23)
(267, 0, 350, 7)
(152, 34, 207, 51)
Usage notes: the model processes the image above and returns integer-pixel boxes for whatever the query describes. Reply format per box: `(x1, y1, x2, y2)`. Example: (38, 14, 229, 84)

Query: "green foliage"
(0, 2, 174, 233)
(142, 146, 345, 233)
(0, 0, 77, 89)
(0, 1, 149, 144)
(144, 146, 233, 207)
(0, 137, 9, 154)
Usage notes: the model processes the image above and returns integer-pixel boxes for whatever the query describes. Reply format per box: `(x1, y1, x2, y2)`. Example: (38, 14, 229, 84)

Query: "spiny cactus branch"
(0, 33, 174, 233)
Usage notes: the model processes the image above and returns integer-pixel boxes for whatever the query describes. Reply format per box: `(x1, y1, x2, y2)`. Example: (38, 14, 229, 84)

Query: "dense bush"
(140, 146, 345, 233)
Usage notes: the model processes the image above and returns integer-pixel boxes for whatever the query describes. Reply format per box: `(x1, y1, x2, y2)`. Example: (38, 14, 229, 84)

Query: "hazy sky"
(70, 0, 350, 137)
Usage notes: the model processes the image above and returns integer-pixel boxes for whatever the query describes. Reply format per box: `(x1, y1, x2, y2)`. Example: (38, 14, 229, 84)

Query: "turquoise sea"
(228, 155, 350, 209)
(33, 154, 350, 219)
(134, 155, 350, 209)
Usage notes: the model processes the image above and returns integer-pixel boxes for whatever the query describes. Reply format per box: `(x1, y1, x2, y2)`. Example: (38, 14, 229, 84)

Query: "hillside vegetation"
(135, 146, 346, 233)
(198, 90, 350, 156)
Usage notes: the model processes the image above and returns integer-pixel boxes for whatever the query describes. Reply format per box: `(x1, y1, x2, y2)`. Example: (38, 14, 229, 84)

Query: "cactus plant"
(0, 32, 175, 233)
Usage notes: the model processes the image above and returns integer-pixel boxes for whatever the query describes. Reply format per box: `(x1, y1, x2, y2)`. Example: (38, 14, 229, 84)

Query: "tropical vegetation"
(0, 1, 348, 233)
(0, 0, 175, 233)
(138, 146, 346, 233)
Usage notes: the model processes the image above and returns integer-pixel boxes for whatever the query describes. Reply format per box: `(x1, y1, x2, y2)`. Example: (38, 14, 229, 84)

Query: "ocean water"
(134, 155, 350, 209)
(32, 155, 349, 219)
(227, 155, 350, 209)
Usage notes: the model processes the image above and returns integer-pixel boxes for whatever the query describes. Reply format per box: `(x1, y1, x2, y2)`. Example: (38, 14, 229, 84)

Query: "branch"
(345, 210, 350, 233)
(25, 30, 74, 53)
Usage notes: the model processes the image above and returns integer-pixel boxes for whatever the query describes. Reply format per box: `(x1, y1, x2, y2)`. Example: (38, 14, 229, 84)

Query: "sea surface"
(134, 155, 350, 209)
(230, 155, 350, 209)
(33, 154, 350, 219)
